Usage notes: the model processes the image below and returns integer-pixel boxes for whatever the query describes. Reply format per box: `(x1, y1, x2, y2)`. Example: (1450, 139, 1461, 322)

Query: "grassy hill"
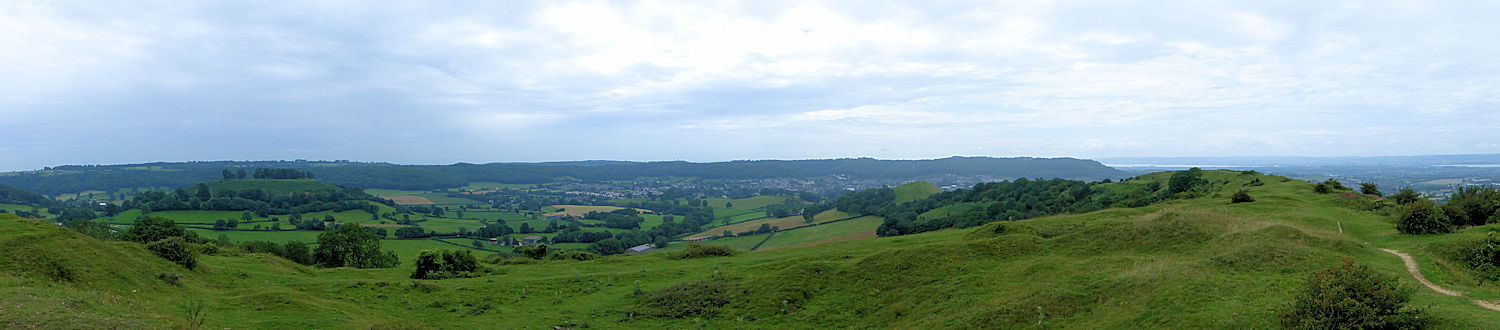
(6, 171, 1500, 328)
(893, 181, 941, 204)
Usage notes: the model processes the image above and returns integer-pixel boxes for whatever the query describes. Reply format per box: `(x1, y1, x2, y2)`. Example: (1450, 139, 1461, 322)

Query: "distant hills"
(0, 157, 1125, 196)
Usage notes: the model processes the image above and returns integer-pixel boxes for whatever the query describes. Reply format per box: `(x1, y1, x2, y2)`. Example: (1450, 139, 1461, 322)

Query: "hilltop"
(4, 170, 1498, 328)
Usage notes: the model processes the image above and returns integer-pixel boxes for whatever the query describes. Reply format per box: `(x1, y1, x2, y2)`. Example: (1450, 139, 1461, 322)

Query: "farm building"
(520, 236, 544, 247)
(683, 236, 709, 242)
(626, 244, 654, 254)
(488, 238, 499, 245)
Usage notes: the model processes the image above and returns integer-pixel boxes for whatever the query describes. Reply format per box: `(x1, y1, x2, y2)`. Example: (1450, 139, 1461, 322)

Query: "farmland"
(9, 170, 1500, 328)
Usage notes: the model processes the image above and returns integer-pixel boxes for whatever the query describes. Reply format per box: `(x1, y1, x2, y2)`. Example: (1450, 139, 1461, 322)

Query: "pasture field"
(452, 210, 533, 222)
(707, 195, 792, 210)
(893, 181, 942, 204)
(364, 188, 426, 197)
(461, 182, 537, 190)
(756, 216, 883, 250)
(543, 205, 652, 217)
(415, 192, 483, 205)
(676, 233, 769, 251)
(810, 209, 852, 222)
(381, 195, 433, 205)
(187, 228, 325, 243)
(11, 171, 1500, 328)
(0, 203, 48, 216)
(711, 207, 756, 219)
(919, 202, 980, 219)
(718, 211, 767, 225)
(692, 215, 808, 239)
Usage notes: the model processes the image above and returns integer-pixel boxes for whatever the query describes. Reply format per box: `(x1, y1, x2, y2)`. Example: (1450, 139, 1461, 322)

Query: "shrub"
(636, 280, 730, 318)
(1167, 168, 1207, 195)
(1389, 189, 1423, 205)
(1230, 189, 1254, 203)
(1431, 232, 1500, 281)
(1360, 183, 1383, 197)
(668, 244, 736, 259)
(148, 236, 199, 270)
(157, 272, 184, 286)
(411, 249, 481, 280)
(548, 250, 600, 261)
(1395, 200, 1450, 235)
(1278, 259, 1428, 329)
(521, 244, 550, 260)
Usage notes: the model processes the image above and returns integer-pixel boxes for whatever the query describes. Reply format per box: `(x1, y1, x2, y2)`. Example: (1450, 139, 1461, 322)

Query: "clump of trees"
(411, 249, 481, 279)
(668, 244, 735, 259)
(313, 224, 399, 268)
(1278, 259, 1428, 329)
(1395, 200, 1451, 235)
(1313, 179, 1347, 194)
(1230, 189, 1255, 203)
(1360, 183, 1383, 197)
(252, 168, 314, 179)
(128, 182, 387, 216)
(146, 236, 198, 270)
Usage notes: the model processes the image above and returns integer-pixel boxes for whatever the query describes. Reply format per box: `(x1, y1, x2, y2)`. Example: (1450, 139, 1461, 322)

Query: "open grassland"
(461, 182, 537, 190)
(543, 205, 652, 217)
(693, 215, 812, 239)
(711, 207, 757, 219)
(708, 195, 792, 210)
(893, 181, 942, 204)
(6, 171, 1500, 328)
(810, 209, 852, 222)
(382, 195, 433, 205)
(757, 216, 883, 251)
(365, 188, 426, 197)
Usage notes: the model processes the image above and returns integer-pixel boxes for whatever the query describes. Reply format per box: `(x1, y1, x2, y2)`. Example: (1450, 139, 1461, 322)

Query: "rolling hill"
(4, 171, 1498, 328)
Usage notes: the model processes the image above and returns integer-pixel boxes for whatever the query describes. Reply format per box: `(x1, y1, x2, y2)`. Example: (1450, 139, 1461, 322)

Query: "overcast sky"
(3, 0, 1498, 171)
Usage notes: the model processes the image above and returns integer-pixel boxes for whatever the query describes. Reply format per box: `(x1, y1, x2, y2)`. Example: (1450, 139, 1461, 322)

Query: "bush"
(1360, 183, 1383, 197)
(411, 249, 481, 280)
(548, 250, 600, 261)
(668, 244, 736, 259)
(1279, 259, 1428, 329)
(636, 280, 730, 318)
(148, 237, 199, 270)
(1389, 188, 1423, 205)
(1230, 189, 1254, 203)
(1431, 232, 1500, 281)
(521, 244, 549, 260)
(1395, 200, 1451, 235)
(315, 223, 399, 268)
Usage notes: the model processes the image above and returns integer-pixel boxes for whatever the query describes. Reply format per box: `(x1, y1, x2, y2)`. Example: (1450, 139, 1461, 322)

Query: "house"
(626, 244, 654, 254)
(520, 235, 544, 247)
(488, 238, 500, 245)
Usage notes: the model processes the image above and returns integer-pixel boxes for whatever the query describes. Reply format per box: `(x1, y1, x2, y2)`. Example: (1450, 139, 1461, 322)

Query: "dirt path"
(1379, 248, 1500, 312)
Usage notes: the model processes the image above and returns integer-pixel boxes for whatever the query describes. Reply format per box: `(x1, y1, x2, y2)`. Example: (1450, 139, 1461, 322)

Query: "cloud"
(1, 0, 1498, 171)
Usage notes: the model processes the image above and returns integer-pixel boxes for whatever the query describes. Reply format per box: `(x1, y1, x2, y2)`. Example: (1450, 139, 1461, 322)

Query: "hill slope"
(892, 181, 941, 204)
(6, 171, 1499, 328)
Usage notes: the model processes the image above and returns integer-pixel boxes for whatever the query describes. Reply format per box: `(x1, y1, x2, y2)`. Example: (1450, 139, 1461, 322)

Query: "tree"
(281, 241, 314, 265)
(1395, 200, 1451, 235)
(725, 201, 733, 208)
(241, 211, 253, 221)
(588, 238, 626, 255)
(1279, 259, 1428, 329)
(522, 244, 549, 259)
(313, 223, 399, 268)
(222, 169, 235, 180)
(147, 236, 198, 270)
(411, 249, 480, 279)
(654, 235, 670, 249)
(1359, 183, 1382, 197)
(236, 168, 246, 179)
(1167, 168, 1207, 195)
(121, 216, 191, 243)
(1390, 188, 1422, 205)
(1231, 189, 1254, 203)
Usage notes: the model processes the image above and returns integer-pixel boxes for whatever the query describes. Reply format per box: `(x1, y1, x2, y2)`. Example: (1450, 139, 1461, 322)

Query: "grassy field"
(6, 171, 1500, 328)
(364, 188, 426, 197)
(707, 195, 792, 210)
(893, 181, 942, 204)
(543, 205, 651, 217)
(693, 215, 811, 239)
(757, 216, 883, 250)
(711, 207, 757, 219)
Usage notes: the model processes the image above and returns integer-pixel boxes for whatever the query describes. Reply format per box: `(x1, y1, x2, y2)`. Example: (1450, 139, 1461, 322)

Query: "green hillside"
(6, 171, 1500, 328)
(893, 181, 941, 204)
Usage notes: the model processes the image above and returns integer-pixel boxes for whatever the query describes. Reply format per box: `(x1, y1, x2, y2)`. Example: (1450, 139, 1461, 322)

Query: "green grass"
(7, 171, 1500, 328)
(364, 188, 426, 197)
(708, 195, 792, 210)
(894, 181, 942, 204)
(757, 216, 883, 250)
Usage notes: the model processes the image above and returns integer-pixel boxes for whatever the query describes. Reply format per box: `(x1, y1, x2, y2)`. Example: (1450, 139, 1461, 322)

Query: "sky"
(3, 0, 1499, 171)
